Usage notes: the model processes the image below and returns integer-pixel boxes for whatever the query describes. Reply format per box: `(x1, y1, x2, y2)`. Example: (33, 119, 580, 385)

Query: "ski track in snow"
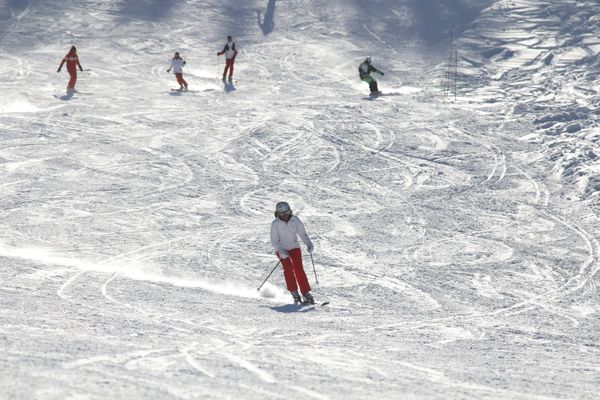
(1, 0, 600, 399)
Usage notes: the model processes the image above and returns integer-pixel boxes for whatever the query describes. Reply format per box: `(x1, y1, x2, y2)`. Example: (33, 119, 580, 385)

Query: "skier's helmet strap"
(275, 201, 290, 214)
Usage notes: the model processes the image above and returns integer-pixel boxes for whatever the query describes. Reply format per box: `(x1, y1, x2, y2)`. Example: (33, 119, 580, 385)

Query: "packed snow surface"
(1, 0, 600, 399)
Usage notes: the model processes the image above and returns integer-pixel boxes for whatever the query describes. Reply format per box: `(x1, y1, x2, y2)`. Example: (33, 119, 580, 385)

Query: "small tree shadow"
(257, 0, 276, 35)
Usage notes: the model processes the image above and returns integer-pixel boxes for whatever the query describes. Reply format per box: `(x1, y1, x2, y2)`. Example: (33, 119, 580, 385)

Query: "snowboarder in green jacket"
(358, 57, 384, 95)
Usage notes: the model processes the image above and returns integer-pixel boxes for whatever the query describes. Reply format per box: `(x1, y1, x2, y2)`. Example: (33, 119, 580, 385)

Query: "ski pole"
(257, 260, 281, 291)
(310, 253, 319, 285)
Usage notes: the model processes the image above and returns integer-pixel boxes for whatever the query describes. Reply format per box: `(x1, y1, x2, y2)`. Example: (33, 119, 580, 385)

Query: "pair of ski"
(293, 300, 330, 307)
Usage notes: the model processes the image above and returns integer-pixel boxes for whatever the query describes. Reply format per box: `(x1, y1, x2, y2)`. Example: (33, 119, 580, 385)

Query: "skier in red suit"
(217, 36, 238, 83)
(57, 46, 83, 92)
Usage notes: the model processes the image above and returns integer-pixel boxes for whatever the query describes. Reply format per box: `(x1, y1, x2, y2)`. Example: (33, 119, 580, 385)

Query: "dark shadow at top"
(408, 0, 492, 43)
(349, 0, 493, 48)
(7, 0, 29, 8)
(117, 0, 177, 21)
(257, 0, 276, 35)
(0, 0, 29, 22)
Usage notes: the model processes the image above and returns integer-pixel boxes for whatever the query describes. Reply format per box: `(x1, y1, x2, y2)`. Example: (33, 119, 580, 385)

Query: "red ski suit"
(217, 41, 238, 79)
(58, 50, 82, 89)
(270, 214, 314, 295)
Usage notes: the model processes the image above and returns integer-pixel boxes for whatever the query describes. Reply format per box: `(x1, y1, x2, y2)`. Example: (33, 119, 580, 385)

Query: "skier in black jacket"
(358, 57, 384, 95)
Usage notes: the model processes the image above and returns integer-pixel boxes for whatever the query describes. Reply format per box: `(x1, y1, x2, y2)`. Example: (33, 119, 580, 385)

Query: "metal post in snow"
(454, 49, 458, 102)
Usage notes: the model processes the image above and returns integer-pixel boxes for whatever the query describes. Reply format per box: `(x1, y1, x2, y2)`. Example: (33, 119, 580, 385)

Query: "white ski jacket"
(169, 58, 186, 74)
(270, 215, 313, 257)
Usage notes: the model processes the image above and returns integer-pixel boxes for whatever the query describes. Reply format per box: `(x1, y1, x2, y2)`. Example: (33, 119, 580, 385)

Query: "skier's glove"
(279, 251, 289, 259)
(307, 242, 314, 254)
(57, 68, 61, 73)
(79, 67, 83, 72)
(380, 71, 384, 75)
(182, 61, 186, 65)
(167, 69, 170, 73)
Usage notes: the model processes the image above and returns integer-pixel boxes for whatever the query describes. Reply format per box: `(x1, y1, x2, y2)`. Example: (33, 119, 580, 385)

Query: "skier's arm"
(232, 43, 238, 59)
(270, 223, 288, 258)
(167, 59, 173, 73)
(57, 58, 65, 72)
(217, 44, 227, 56)
(296, 219, 314, 253)
(77, 59, 83, 72)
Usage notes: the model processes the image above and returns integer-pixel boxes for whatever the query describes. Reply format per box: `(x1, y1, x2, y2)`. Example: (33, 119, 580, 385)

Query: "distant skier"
(270, 201, 316, 305)
(167, 52, 188, 91)
(217, 35, 238, 83)
(358, 57, 384, 95)
(57, 46, 83, 93)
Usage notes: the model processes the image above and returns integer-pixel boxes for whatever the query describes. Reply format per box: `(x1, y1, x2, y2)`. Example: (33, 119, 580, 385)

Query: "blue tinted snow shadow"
(269, 304, 316, 313)
(408, 0, 491, 42)
(117, 0, 176, 20)
(258, 0, 276, 35)
(55, 92, 75, 101)
(0, 0, 29, 22)
(224, 82, 236, 92)
(349, 0, 493, 45)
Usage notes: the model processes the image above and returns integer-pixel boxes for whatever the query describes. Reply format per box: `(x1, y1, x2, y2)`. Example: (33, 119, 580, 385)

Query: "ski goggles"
(277, 209, 291, 217)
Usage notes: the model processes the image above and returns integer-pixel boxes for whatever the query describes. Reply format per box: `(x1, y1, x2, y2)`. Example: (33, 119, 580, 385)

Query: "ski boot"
(291, 290, 302, 304)
(302, 292, 315, 305)
(228, 76, 233, 83)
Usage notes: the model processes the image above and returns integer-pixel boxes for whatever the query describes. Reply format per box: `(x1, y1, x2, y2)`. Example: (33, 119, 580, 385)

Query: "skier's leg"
(279, 253, 298, 292)
(373, 80, 379, 92)
(369, 80, 376, 93)
(227, 59, 234, 79)
(288, 248, 311, 295)
(67, 69, 77, 89)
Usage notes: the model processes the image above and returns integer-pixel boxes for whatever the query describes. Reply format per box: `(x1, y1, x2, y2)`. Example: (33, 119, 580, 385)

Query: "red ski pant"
(67, 68, 77, 89)
(278, 248, 311, 295)
(175, 73, 187, 87)
(223, 59, 235, 78)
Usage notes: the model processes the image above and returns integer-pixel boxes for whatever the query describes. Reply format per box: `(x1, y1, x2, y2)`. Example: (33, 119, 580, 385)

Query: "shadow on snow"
(257, 0, 276, 35)
(269, 304, 316, 313)
(117, 0, 177, 21)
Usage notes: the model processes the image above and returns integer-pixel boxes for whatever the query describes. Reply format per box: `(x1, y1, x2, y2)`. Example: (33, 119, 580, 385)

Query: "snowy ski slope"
(1, 0, 600, 399)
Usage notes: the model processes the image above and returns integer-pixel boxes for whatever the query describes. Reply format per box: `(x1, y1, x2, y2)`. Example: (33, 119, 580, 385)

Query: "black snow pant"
(369, 80, 379, 93)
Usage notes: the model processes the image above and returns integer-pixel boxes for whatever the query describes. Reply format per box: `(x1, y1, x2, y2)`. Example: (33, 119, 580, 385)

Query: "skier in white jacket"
(166, 52, 188, 90)
(270, 201, 315, 304)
